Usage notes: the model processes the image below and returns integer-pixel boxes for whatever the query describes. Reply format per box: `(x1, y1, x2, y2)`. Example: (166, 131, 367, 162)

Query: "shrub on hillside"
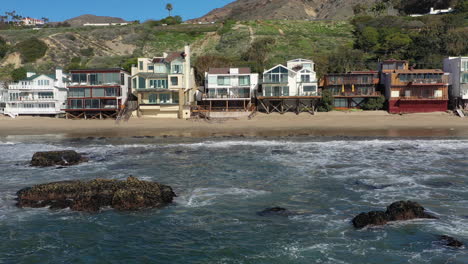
(0, 37, 9, 59)
(15, 37, 48, 63)
(11, 67, 27, 82)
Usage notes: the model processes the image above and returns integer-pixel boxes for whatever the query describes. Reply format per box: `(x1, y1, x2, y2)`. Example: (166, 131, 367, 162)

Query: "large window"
(37, 80, 50, 86)
(462, 61, 468, 72)
(138, 77, 146, 89)
(160, 93, 170, 103)
(155, 64, 167, 73)
(149, 94, 157, 104)
(85, 99, 100, 109)
(38, 92, 53, 99)
(71, 73, 87, 84)
(239, 76, 250, 86)
(172, 64, 183, 74)
(139, 61, 143, 70)
(208, 76, 217, 85)
(84, 88, 91, 97)
(462, 73, 468, 83)
(217, 76, 230, 86)
(105, 88, 117, 97)
(70, 99, 83, 109)
(303, 85, 316, 92)
(69, 88, 85, 97)
(264, 67, 289, 83)
(93, 88, 105, 97)
(334, 98, 347, 108)
(301, 75, 311, 83)
(263, 86, 289, 96)
(148, 65, 154, 71)
(171, 77, 179, 86)
(149, 79, 168, 89)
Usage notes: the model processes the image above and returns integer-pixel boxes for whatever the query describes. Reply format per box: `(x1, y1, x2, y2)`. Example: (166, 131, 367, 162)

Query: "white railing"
(8, 85, 56, 90)
(8, 97, 56, 102)
(5, 108, 60, 114)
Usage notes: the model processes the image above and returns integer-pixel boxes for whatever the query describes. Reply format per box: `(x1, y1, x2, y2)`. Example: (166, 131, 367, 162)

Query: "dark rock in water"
(439, 235, 464, 248)
(31, 150, 88, 167)
(174, 150, 184, 154)
(387, 148, 396, 151)
(352, 201, 437, 229)
(257, 207, 293, 217)
(16, 176, 176, 212)
(271, 149, 294, 155)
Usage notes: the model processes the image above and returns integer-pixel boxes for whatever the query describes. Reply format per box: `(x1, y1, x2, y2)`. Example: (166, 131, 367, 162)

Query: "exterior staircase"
(116, 100, 138, 123)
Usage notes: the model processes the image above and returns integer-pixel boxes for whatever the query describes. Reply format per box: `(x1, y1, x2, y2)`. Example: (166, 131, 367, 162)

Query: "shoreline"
(1, 111, 468, 139)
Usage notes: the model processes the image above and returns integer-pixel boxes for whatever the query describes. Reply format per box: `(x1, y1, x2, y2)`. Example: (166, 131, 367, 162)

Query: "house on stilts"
(443, 56, 468, 110)
(321, 71, 382, 109)
(257, 58, 319, 114)
(196, 67, 259, 118)
(65, 68, 130, 119)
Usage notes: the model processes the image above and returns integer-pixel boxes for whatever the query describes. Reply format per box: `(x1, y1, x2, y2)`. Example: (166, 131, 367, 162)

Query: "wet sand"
(1, 111, 467, 138)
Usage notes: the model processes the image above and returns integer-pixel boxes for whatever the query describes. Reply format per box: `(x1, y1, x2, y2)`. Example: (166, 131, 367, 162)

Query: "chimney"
(26, 72, 35, 78)
(55, 68, 64, 87)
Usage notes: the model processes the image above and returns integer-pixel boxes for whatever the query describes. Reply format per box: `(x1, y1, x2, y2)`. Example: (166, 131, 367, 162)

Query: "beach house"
(65, 68, 130, 119)
(321, 71, 381, 109)
(443, 57, 468, 109)
(257, 58, 319, 114)
(380, 60, 449, 113)
(3, 69, 68, 118)
(131, 45, 195, 118)
(197, 67, 258, 116)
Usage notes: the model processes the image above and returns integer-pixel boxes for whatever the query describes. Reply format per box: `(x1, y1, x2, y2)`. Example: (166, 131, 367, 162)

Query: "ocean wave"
(177, 187, 269, 208)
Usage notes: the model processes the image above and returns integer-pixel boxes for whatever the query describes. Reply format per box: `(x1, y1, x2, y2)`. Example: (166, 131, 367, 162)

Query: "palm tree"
(41, 17, 49, 24)
(166, 3, 173, 17)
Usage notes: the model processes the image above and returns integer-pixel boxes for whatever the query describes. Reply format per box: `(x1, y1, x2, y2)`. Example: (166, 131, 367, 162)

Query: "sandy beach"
(1, 111, 468, 138)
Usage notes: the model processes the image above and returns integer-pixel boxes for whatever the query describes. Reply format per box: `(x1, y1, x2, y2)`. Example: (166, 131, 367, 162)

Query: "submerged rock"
(352, 201, 437, 228)
(16, 177, 176, 212)
(31, 150, 88, 167)
(439, 235, 464, 248)
(257, 207, 293, 217)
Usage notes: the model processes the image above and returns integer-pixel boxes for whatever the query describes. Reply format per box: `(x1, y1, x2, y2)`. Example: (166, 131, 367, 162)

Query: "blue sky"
(0, 0, 233, 22)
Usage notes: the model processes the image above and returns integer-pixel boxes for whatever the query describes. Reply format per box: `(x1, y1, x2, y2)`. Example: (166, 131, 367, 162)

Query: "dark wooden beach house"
(379, 60, 449, 113)
(65, 68, 130, 119)
(320, 71, 381, 109)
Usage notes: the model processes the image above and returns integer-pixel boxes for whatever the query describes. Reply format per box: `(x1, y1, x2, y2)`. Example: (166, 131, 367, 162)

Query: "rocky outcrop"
(257, 207, 293, 216)
(16, 177, 176, 212)
(439, 235, 464, 248)
(31, 150, 88, 167)
(352, 201, 437, 228)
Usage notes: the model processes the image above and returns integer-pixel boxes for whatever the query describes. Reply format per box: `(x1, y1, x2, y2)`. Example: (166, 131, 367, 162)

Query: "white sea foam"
(177, 187, 269, 207)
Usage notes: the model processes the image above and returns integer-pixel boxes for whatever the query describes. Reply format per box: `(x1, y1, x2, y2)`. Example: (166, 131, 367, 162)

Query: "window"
(462, 61, 468, 72)
(37, 80, 50, 86)
(138, 77, 146, 89)
(132, 78, 137, 89)
(148, 65, 154, 71)
(70, 99, 83, 109)
(71, 73, 87, 84)
(217, 76, 230, 86)
(239, 76, 250, 86)
(171, 77, 179, 86)
(360, 76, 369, 84)
(89, 74, 98, 85)
(301, 75, 310, 83)
(149, 79, 168, 88)
(461, 73, 468, 83)
(149, 94, 157, 104)
(38, 92, 53, 99)
(172, 64, 183, 74)
(173, 92, 179, 103)
(105, 88, 117, 97)
(160, 93, 170, 103)
(93, 88, 105, 97)
(85, 99, 100, 109)
(155, 64, 167, 73)
(139, 61, 143, 70)
(69, 88, 85, 97)
(264, 67, 288, 83)
(303, 86, 316, 92)
(84, 88, 91, 97)
(303, 63, 312, 71)
(334, 98, 347, 108)
(208, 76, 217, 85)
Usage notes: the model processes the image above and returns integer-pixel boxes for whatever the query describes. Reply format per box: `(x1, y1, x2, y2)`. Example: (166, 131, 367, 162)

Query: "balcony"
(8, 85, 55, 90)
(8, 97, 56, 102)
(204, 88, 251, 99)
(329, 91, 382, 97)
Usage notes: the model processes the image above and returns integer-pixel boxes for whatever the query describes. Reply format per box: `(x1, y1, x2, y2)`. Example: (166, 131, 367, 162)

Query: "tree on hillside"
(353, 4, 368, 15)
(166, 3, 173, 17)
(193, 55, 233, 85)
(11, 67, 27, 82)
(456, 0, 468, 12)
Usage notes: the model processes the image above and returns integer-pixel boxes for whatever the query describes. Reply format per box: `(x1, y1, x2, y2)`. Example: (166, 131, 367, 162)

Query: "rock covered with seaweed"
(30, 150, 88, 167)
(352, 201, 437, 229)
(16, 177, 176, 212)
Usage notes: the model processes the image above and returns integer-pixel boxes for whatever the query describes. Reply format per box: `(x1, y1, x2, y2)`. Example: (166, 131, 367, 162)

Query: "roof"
(208, 68, 251, 74)
(382, 59, 408, 63)
(152, 58, 165, 63)
(165, 52, 186, 62)
(325, 71, 378, 76)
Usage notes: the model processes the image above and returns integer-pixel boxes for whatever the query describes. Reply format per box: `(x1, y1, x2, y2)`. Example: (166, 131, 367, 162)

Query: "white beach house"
(443, 57, 468, 109)
(4, 69, 69, 117)
(199, 67, 259, 113)
(260, 58, 318, 97)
